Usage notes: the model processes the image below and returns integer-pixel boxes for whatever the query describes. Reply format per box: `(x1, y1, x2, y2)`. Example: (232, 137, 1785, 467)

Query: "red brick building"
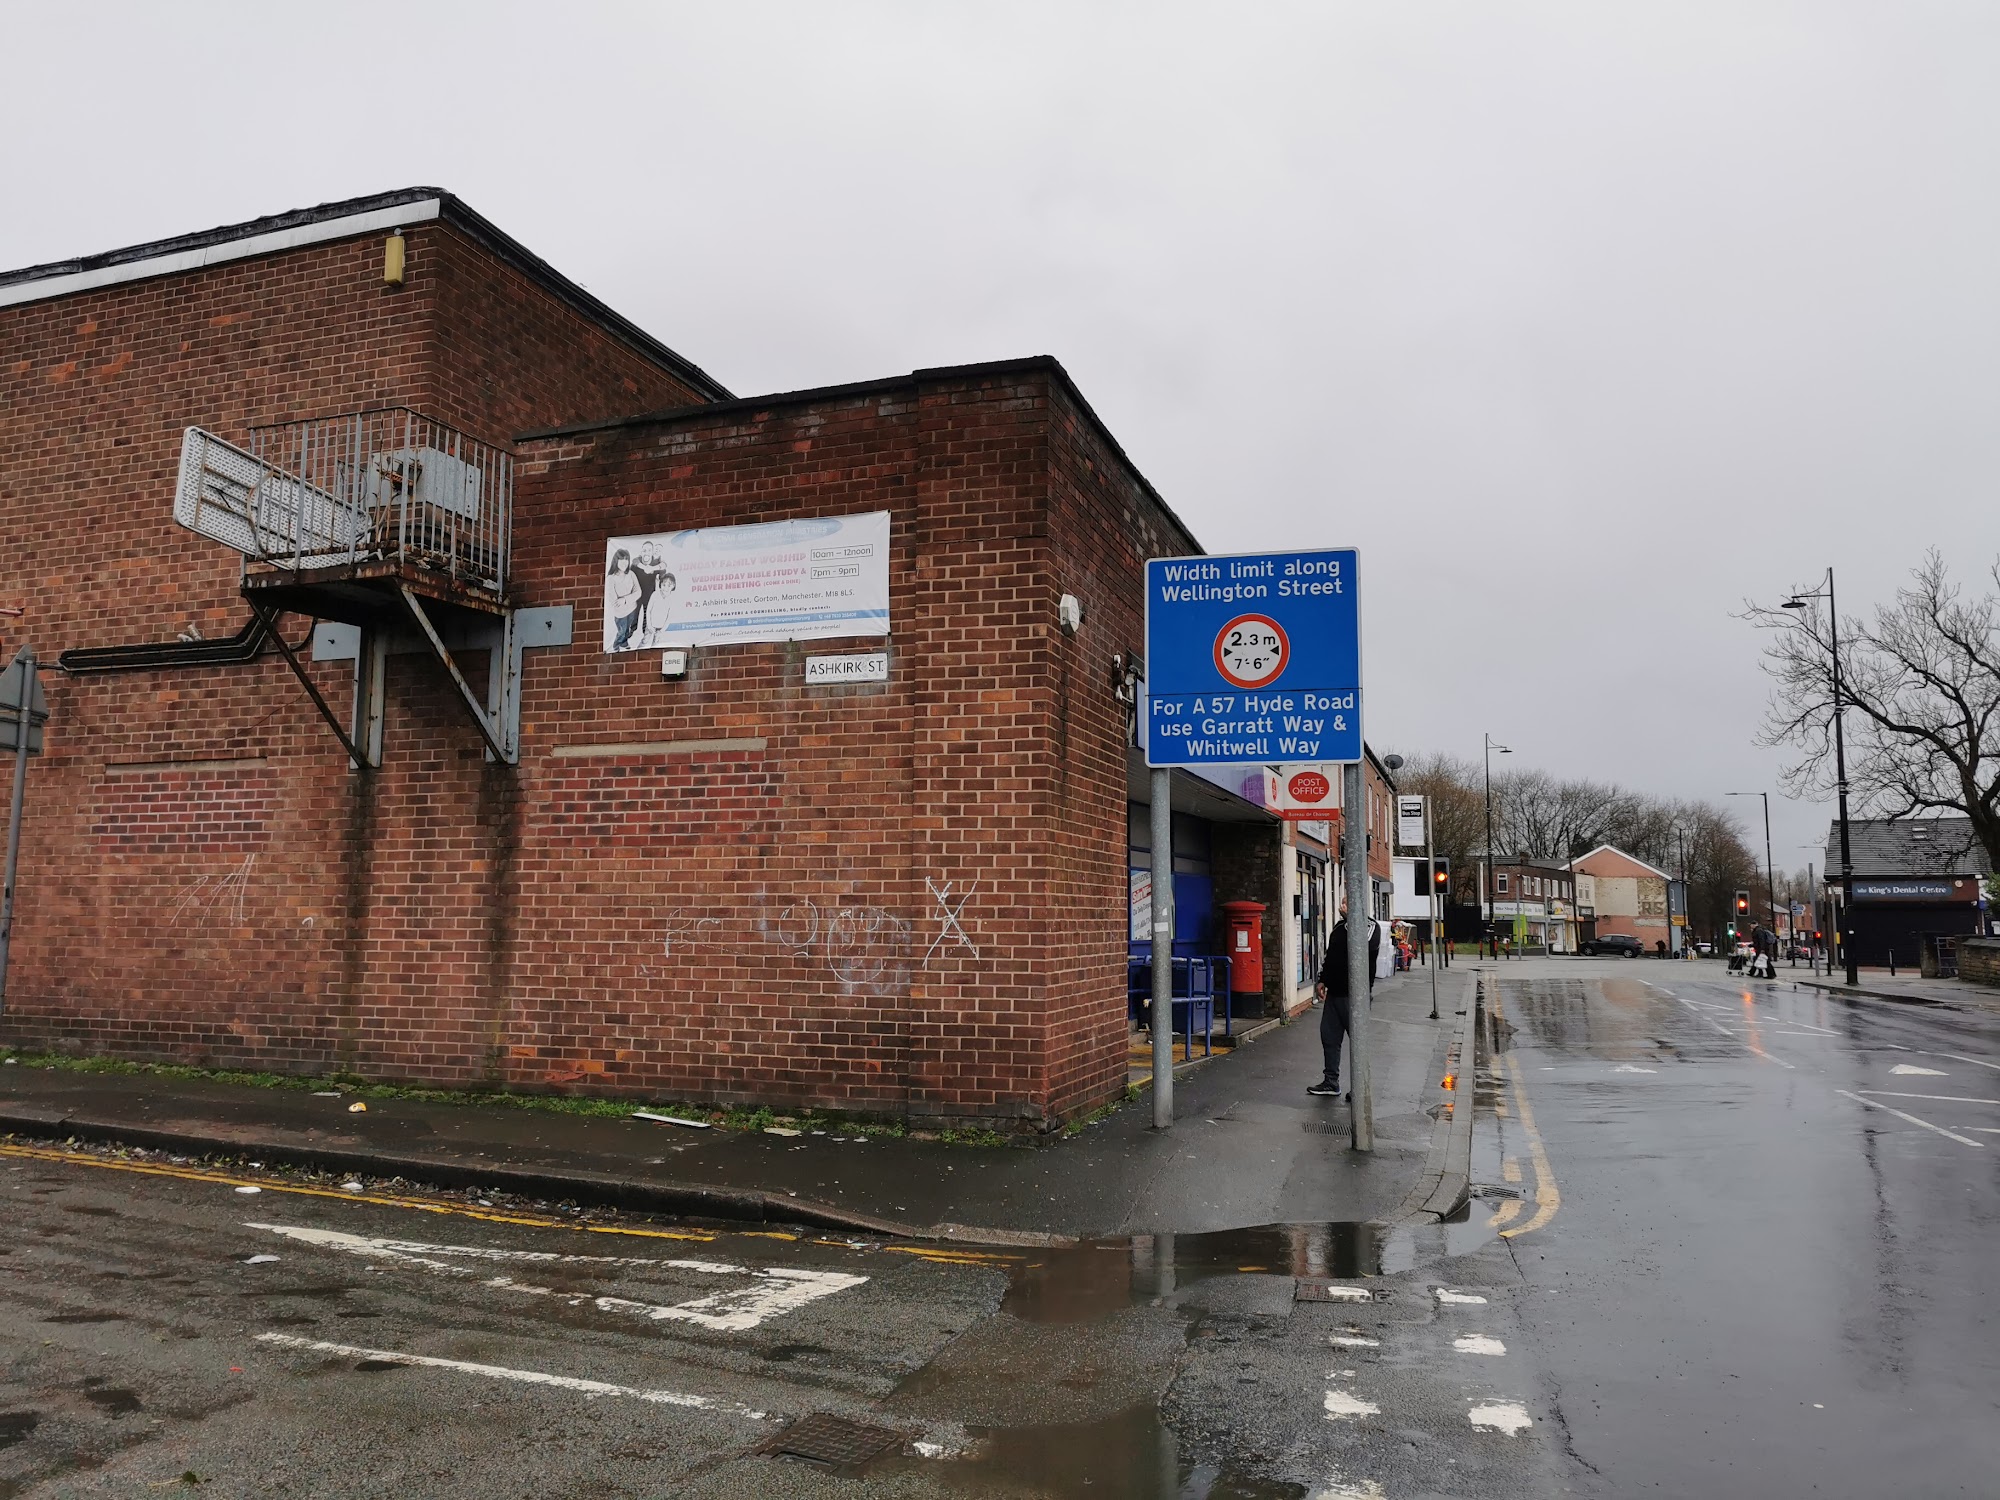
(0, 188, 1357, 1128)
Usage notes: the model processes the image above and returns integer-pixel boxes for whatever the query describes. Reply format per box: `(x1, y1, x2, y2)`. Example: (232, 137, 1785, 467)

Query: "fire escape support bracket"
(309, 605, 571, 770)
(246, 601, 371, 771)
(399, 588, 511, 764)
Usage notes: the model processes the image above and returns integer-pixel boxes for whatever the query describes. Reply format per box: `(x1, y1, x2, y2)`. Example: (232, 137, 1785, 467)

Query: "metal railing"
(243, 409, 512, 596)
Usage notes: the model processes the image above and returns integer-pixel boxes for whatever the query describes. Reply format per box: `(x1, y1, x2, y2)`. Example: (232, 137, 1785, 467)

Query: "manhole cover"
(761, 1413, 903, 1468)
(1295, 1278, 1374, 1303)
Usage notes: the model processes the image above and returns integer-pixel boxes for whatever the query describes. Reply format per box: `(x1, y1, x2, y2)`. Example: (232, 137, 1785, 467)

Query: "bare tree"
(1387, 751, 1484, 900)
(1748, 552, 2000, 870)
(1387, 754, 1763, 937)
(1677, 801, 1763, 940)
(1491, 768, 1626, 861)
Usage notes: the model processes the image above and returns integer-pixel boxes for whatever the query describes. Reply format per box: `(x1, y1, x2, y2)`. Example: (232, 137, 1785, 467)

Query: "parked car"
(1579, 934, 1645, 958)
(1695, 941, 1714, 956)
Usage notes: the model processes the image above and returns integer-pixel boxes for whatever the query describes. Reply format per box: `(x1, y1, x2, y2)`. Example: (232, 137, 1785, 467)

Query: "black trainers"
(1306, 1080, 1340, 1097)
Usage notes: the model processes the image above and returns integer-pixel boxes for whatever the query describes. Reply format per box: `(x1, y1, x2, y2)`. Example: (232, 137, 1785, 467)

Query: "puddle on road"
(80, 1387, 142, 1417)
(874, 1404, 1304, 1498)
(1003, 1221, 1382, 1324)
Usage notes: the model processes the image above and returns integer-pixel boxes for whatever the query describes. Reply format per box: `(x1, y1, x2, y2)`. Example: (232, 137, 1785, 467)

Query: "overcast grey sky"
(6, 2, 1996, 865)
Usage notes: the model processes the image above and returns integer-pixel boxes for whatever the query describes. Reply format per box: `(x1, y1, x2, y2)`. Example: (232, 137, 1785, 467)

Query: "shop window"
(1297, 850, 1326, 985)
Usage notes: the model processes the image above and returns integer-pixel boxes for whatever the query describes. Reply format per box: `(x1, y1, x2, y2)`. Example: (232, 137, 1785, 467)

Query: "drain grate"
(1295, 1278, 1375, 1303)
(761, 1413, 904, 1468)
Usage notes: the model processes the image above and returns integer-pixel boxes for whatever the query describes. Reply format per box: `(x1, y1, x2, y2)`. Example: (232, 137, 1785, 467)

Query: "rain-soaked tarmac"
(3, 956, 1997, 1496)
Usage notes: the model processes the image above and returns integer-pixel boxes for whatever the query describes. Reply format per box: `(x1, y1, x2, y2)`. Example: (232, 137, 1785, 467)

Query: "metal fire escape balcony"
(172, 409, 570, 769)
(230, 407, 513, 621)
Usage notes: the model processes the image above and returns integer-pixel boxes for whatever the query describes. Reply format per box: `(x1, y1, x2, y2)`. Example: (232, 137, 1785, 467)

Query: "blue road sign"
(1144, 548, 1360, 767)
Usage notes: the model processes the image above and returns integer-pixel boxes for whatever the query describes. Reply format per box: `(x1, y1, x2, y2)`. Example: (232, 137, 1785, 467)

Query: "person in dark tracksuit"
(1309, 913, 1379, 1098)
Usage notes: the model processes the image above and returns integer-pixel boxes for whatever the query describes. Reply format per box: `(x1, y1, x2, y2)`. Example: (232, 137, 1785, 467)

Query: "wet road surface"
(0, 1135, 1566, 1496)
(6, 957, 1993, 1496)
(1484, 958, 2000, 1496)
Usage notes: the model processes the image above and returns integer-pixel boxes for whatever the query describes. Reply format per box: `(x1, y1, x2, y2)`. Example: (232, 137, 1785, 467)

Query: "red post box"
(1221, 901, 1266, 994)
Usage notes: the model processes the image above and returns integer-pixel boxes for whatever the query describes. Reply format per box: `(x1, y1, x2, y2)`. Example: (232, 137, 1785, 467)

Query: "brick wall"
(1, 210, 1188, 1125)
(1958, 938, 2000, 988)
(0, 221, 710, 1083)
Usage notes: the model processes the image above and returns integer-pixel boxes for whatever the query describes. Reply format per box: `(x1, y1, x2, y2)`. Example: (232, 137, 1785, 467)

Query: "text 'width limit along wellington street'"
(5, 12, 2000, 1491)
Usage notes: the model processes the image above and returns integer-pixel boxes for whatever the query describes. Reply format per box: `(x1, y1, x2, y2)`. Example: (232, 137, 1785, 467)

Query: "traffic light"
(1411, 859, 1431, 895)
(1735, 890, 1750, 918)
(1434, 858, 1450, 893)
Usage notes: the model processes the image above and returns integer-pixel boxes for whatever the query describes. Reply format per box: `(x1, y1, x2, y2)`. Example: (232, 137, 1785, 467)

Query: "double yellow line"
(1479, 1000, 1561, 1239)
(0, 1139, 1020, 1265)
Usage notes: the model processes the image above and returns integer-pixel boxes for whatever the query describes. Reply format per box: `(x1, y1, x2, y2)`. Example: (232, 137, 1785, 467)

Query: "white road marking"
(1836, 1090, 1986, 1148)
(1435, 1289, 1487, 1305)
(1312, 1475, 1388, 1499)
(233, 1186, 260, 1195)
(242, 1254, 280, 1265)
(1328, 1334, 1380, 1348)
(1311, 1283, 1374, 1301)
(1323, 1390, 1381, 1418)
(1611, 1065, 1657, 1073)
(1859, 1091, 2000, 1105)
(1468, 1400, 1533, 1434)
(253, 1333, 769, 1418)
(1669, 998, 1794, 1068)
(1453, 1334, 1506, 1356)
(252, 1224, 736, 1270)
(249, 1223, 868, 1331)
(1890, 1064, 1948, 1076)
(1929, 1051, 2000, 1074)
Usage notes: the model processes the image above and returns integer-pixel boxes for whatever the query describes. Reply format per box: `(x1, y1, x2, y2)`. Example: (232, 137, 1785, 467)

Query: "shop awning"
(1125, 748, 1280, 824)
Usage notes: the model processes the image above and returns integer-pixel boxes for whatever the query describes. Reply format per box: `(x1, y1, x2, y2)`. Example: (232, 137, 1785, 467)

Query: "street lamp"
(1726, 791, 1777, 962)
(1799, 845, 1822, 973)
(1484, 734, 1510, 957)
(1783, 569, 1858, 985)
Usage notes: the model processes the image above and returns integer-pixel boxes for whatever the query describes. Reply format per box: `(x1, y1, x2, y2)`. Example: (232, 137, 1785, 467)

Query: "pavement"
(0, 962, 1476, 1244)
(1794, 965, 2000, 1011)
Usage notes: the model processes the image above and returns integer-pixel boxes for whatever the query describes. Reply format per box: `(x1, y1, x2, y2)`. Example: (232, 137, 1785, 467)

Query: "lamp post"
(1484, 734, 1510, 957)
(1800, 851, 1819, 973)
(1727, 791, 1777, 960)
(1783, 571, 1857, 986)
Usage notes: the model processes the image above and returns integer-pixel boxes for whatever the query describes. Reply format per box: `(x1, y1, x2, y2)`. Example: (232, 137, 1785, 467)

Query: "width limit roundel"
(1213, 613, 1290, 690)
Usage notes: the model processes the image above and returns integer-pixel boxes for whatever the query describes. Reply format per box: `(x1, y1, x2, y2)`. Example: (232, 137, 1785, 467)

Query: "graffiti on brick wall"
(923, 877, 980, 963)
(637, 910, 724, 978)
(752, 895, 915, 997)
(168, 854, 259, 925)
(632, 881, 980, 997)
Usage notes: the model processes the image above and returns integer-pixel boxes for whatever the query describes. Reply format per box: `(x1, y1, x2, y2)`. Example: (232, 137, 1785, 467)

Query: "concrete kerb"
(1795, 976, 1954, 1008)
(0, 1108, 928, 1241)
(1382, 966, 1481, 1228)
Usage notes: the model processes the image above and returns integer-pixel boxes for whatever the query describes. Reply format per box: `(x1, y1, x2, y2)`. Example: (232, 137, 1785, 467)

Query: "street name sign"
(1144, 547, 1360, 767)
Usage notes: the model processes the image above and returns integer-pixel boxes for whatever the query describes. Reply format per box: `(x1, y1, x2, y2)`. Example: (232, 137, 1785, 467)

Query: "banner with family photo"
(602, 511, 891, 651)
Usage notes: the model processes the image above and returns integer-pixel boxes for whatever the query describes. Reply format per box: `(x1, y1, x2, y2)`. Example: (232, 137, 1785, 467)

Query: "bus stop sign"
(1144, 547, 1360, 767)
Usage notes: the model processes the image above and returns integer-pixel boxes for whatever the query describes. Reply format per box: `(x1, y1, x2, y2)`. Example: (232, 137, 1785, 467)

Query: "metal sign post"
(1150, 767, 1175, 1129)
(1343, 762, 1373, 1151)
(1143, 546, 1364, 1140)
(0, 646, 48, 1014)
(1395, 792, 1439, 1016)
